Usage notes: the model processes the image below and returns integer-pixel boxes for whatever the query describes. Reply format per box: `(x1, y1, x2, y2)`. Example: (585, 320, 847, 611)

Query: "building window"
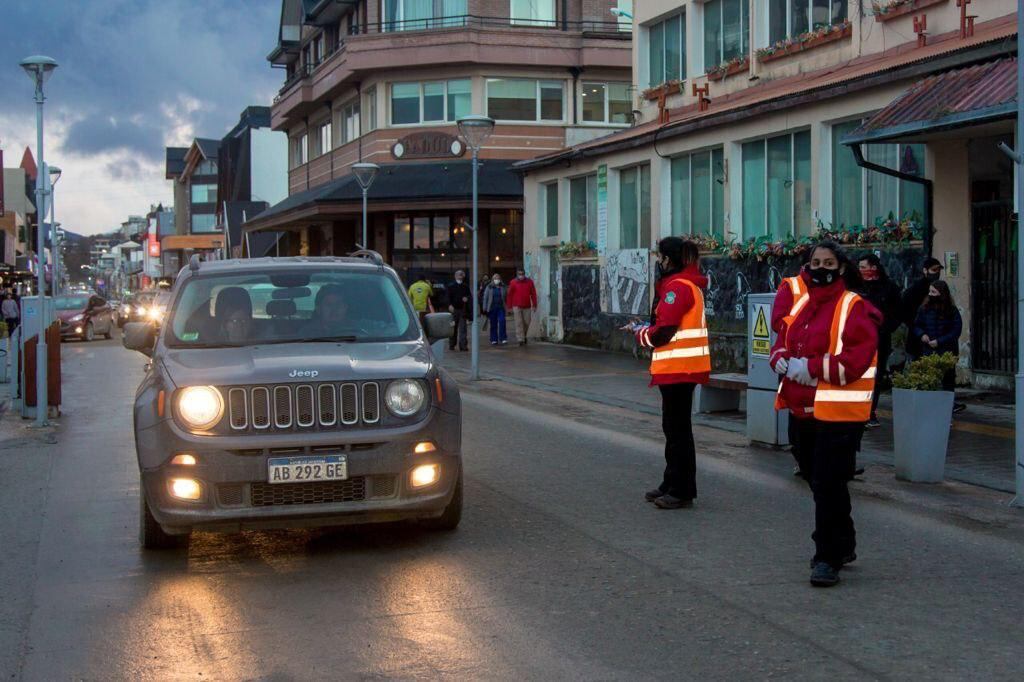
(364, 87, 378, 132)
(832, 121, 925, 227)
(190, 213, 217, 233)
(769, 0, 847, 44)
(190, 183, 217, 204)
(196, 159, 217, 175)
(486, 79, 564, 122)
(390, 79, 471, 125)
(647, 13, 685, 87)
(619, 165, 651, 249)
(340, 101, 360, 144)
(742, 130, 812, 238)
(384, 0, 467, 31)
(543, 182, 559, 238)
(316, 120, 332, 156)
(569, 175, 598, 244)
(510, 0, 556, 26)
(703, 0, 748, 72)
(292, 133, 308, 167)
(580, 82, 632, 125)
(670, 150, 725, 236)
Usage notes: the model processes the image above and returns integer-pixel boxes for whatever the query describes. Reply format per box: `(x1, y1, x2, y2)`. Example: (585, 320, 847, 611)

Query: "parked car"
(122, 253, 461, 549)
(57, 294, 115, 341)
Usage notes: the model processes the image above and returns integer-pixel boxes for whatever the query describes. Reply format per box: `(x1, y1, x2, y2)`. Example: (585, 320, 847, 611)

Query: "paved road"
(1, 338, 1023, 680)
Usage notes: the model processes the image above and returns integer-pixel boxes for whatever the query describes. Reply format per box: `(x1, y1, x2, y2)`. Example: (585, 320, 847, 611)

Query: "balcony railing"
(348, 15, 632, 36)
(275, 41, 345, 101)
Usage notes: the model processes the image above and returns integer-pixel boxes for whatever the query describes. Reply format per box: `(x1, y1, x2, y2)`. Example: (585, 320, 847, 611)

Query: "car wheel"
(103, 324, 113, 340)
(419, 469, 462, 531)
(139, 489, 186, 550)
(83, 322, 95, 342)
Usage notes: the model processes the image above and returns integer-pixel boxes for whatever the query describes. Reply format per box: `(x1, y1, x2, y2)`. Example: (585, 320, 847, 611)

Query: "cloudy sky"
(0, 0, 282, 236)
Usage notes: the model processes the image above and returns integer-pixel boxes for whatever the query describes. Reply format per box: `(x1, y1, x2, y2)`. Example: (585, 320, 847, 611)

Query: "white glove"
(774, 357, 789, 375)
(786, 357, 815, 386)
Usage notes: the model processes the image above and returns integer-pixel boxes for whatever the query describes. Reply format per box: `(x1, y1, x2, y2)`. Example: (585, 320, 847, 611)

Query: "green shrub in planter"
(891, 352, 957, 391)
(891, 352, 958, 483)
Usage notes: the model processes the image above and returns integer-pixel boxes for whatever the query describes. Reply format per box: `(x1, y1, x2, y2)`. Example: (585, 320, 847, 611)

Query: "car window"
(166, 268, 417, 348)
(55, 296, 90, 311)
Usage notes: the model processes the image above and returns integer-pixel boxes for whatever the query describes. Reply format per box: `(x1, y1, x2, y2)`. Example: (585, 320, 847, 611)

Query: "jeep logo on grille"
(289, 370, 320, 379)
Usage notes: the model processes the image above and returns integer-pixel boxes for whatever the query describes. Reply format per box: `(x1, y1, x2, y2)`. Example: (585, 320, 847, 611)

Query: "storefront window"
(413, 216, 431, 249)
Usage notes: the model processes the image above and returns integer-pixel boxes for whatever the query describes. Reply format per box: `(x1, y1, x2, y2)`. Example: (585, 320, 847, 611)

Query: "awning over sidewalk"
(843, 58, 1017, 145)
(161, 234, 224, 250)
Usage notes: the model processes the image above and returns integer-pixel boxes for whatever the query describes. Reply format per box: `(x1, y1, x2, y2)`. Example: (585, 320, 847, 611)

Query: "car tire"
(83, 322, 95, 342)
(420, 469, 462, 531)
(103, 325, 113, 340)
(139, 490, 186, 550)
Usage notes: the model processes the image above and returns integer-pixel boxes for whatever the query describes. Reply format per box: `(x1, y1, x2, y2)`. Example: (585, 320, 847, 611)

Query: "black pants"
(658, 383, 697, 500)
(870, 333, 892, 419)
(791, 418, 860, 568)
(450, 310, 469, 350)
(3, 317, 18, 336)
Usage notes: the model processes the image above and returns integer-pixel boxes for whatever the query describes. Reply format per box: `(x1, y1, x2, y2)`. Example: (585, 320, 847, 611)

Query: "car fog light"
(176, 386, 224, 430)
(170, 454, 197, 466)
(410, 464, 440, 488)
(168, 477, 202, 500)
(74, 326, 83, 334)
(414, 441, 436, 454)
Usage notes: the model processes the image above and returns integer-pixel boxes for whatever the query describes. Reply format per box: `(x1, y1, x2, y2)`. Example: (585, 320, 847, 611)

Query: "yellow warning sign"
(751, 303, 771, 357)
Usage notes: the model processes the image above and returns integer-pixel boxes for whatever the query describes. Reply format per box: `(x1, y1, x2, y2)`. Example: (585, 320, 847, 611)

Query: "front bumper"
(137, 408, 461, 534)
(59, 322, 85, 338)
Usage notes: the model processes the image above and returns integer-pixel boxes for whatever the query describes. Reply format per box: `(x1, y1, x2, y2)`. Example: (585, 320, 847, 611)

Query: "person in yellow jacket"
(624, 237, 710, 509)
(407, 274, 435, 324)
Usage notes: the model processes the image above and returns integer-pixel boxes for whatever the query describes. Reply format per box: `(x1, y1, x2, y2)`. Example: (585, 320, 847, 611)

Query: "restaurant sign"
(392, 132, 465, 160)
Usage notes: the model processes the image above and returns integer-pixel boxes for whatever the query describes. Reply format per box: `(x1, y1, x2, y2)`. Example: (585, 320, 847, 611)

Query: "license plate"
(267, 455, 347, 484)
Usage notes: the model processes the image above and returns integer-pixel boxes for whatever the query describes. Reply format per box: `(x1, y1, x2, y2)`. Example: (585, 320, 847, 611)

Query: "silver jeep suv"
(123, 253, 461, 548)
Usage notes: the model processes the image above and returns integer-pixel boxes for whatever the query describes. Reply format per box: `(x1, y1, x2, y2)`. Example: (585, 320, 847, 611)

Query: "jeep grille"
(226, 382, 381, 432)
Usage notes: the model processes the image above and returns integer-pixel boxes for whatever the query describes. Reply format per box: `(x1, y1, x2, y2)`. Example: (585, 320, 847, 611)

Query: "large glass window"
(384, 0, 467, 31)
(569, 175, 598, 243)
(647, 14, 685, 87)
(316, 120, 332, 156)
(391, 83, 420, 124)
(190, 184, 217, 204)
(340, 101, 360, 144)
(390, 80, 470, 125)
(292, 134, 308, 167)
(832, 120, 862, 228)
(580, 82, 632, 125)
(510, 0, 556, 26)
(196, 159, 218, 175)
(619, 165, 651, 249)
(544, 182, 559, 238)
(769, 0, 848, 43)
(487, 79, 564, 122)
(190, 213, 217, 233)
(446, 79, 471, 122)
(703, 0, 748, 71)
(742, 131, 812, 237)
(670, 150, 725, 235)
(364, 87, 378, 132)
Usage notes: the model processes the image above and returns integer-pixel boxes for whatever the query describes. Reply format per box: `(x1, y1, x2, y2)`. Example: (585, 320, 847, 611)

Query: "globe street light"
(457, 114, 495, 381)
(21, 55, 58, 427)
(48, 164, 62, 296)
(352, 162, 379, 248)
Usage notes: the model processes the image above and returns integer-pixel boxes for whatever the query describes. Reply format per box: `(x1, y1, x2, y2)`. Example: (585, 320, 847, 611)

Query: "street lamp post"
(20, 55, 58, 427)
(48, 164, 62, 297)
(352, 162, 380, 248)
(457, 114, 496, 381)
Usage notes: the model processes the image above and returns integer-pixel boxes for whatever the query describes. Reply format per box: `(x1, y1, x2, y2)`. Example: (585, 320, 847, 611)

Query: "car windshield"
(166, 268, 418, 347)
(55, 296, 90, 311)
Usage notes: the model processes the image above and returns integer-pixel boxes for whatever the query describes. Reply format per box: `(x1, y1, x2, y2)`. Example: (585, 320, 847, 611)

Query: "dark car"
(57, 294, 115, 341)
(118, 292, 157, 327)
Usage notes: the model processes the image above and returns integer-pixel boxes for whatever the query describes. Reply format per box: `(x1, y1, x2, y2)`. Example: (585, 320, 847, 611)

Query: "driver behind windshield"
(214, 287, 255, 343)
(305, 284, 358, 337)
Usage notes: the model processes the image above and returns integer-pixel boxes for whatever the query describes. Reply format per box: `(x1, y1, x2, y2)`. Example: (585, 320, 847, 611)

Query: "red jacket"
(636, 264, 711, 386)
(507, 277, 538, 309)
(769, 271, 881, 417)
(771, 278, 796, 334)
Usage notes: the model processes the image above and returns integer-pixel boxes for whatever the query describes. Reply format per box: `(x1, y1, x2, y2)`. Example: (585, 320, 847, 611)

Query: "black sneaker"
(810, 561, 840, 587)
(653, 494, 694, 509)
(809, 553, 856, 569)
(644, 488, 665, 503)
(866, 418, 881, 428)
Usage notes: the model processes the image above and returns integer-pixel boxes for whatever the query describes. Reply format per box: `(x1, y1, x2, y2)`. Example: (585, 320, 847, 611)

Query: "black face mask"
(807, 266, 840, 287)
(925, 272, 941, 282)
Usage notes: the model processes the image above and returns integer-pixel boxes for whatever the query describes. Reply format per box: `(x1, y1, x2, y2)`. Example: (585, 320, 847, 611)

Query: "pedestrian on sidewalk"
(483, 274, 508, 345)
(857, 254, 902, 427)
(900, 257, 944, 360)
(770, 241, 880, 587)
(2, 293, 19, 337)
(408, 273, 435, 325)
(627, 237, 710, 510)
(446, 270, 472, 351)
(507, 268, 538, 346)
(912, 280, 964, 409)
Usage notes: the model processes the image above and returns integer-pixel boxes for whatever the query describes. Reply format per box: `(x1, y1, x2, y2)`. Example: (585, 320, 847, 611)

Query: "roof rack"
(349, 248, 385, 267)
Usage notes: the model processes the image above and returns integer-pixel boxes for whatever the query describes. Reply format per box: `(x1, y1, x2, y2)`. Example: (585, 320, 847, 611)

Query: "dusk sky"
(0, 0, 282, 236)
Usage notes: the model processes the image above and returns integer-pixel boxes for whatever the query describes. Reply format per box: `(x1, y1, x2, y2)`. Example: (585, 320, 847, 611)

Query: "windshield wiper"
(254, 335, 361, 345)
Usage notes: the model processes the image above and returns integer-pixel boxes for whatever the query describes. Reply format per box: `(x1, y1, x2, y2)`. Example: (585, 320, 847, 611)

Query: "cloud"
(64, 116, 165, 160)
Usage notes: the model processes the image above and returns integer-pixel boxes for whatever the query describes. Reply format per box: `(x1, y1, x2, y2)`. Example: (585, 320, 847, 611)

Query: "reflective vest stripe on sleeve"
(782, 276, 809, 329)
(813, 292, 877, 423)
(650, 278, 712, 377)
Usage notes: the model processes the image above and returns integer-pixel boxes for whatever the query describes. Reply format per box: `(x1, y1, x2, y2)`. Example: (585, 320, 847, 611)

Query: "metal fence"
(971, 200, 1017, 373)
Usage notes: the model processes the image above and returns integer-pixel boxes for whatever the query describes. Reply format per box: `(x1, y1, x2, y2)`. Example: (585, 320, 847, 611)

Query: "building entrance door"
(971, 199, 1016, 373)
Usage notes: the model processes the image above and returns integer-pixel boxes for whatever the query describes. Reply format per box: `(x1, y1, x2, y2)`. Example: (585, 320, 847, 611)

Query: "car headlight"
(70, 313, 84, 322)
(176, 386, 224, 430)
(385, 380, 426, 417)
(148, 307, 164, 322)
(121, 305, 131, 315)
(137, 306, 148, 317)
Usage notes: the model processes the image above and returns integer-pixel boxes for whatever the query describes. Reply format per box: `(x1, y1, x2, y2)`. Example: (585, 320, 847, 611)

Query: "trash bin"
(746, 293, 788, 446)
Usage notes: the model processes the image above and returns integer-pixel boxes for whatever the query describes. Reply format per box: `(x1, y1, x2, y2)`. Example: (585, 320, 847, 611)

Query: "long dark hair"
(809, 240, 862, 291)
(926, 280, 956, 317)
(857, 253, 890, 282)
(657, 237, 700, 271)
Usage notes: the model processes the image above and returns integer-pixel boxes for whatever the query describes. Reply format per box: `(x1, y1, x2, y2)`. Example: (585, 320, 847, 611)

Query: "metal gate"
(971, 200, 1016, 373)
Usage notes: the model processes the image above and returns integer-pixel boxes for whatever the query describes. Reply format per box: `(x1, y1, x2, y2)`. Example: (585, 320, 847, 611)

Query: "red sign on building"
(148, 231, 161, 257)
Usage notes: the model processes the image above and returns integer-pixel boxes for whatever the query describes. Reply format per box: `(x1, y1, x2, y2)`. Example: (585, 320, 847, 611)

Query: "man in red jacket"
(507, 268, 538, 346)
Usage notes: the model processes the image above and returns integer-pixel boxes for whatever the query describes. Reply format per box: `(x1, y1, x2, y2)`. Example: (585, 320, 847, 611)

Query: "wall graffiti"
(601, 249, 650, 315)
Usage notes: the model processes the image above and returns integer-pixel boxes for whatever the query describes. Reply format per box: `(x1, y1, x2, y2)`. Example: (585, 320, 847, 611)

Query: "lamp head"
(48, 165, 62, 184)
(610, 8, 633, 18)
(20, 55, 59, 84)
(351, 162, 380, 190)
(457, 114, 495, 151)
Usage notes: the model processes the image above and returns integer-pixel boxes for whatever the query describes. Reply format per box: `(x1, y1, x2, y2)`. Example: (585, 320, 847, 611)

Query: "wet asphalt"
(1, 337, 1023, 680)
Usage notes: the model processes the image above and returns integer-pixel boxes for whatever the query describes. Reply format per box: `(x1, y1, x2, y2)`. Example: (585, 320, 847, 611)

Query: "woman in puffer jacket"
(912, 280, 962, 393)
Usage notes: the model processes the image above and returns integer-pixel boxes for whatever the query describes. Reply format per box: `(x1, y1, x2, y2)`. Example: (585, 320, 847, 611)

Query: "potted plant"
(890, 352, 959, 483)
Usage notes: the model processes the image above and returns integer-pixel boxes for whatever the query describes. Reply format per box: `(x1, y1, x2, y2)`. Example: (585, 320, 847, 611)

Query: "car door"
(97, 297, 113, 332)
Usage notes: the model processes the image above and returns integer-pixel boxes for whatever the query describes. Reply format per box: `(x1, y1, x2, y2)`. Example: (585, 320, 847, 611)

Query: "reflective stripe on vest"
(813, 292, 877, 423)
(650, 278, 712, 377)
(781, 276, 809, 329)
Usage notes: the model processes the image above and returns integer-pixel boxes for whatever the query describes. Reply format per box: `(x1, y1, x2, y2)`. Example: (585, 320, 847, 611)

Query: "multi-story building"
(161, 138, 225, 273)
(244, 0, 633, 283)
(518, 0, 1018, 387)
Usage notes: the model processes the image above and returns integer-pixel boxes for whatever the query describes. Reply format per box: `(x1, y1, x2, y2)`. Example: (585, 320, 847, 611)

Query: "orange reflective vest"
(813, 291, 877, 422)
(781, 276, 809, 330)
(650, 279, 712, 378)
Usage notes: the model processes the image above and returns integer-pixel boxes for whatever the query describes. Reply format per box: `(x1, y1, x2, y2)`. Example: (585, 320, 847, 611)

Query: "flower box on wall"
(872, 0, 947, 22)
(706, 56, 750, 82)
(756, 21, 852, 64)
(642, 80, 683, 102)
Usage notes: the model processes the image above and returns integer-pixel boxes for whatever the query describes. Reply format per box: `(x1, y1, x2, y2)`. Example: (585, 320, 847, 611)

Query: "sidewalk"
(440, 336, 1017, 494)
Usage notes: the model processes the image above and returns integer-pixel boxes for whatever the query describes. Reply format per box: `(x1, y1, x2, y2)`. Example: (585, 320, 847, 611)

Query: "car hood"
(160, 341, 433, 387)
(56, 309, 86, 322)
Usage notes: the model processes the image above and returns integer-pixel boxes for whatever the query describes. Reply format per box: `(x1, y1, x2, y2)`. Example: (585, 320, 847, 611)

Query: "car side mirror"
(424, 312, 454, 343)
(123, 322, 155, 357)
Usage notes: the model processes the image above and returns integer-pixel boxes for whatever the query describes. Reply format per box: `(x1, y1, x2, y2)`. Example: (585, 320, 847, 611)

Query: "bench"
(694, 372, 748, 413)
